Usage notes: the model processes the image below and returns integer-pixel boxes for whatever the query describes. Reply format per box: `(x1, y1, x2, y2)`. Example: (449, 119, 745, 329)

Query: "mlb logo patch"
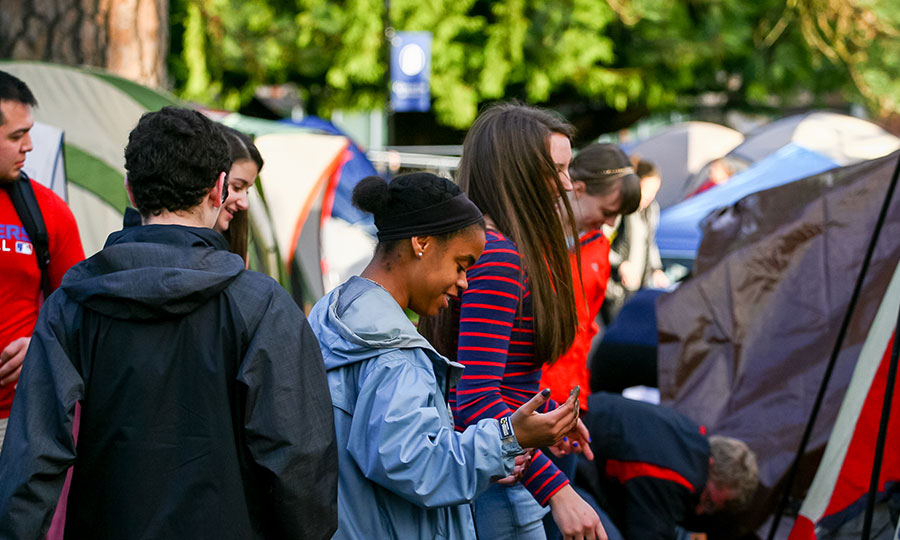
(15, 242, 33, 255)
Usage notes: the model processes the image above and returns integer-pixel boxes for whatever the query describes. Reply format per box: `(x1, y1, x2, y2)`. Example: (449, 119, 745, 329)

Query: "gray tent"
(727, 111, 898, 167)
(623, 122, 744, 209)
(657, 152, 900, 537)
(677, 112, 898, 203)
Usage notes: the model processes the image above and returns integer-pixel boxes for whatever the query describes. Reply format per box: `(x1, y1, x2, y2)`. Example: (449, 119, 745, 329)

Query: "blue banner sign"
(390, 31, 432, 112)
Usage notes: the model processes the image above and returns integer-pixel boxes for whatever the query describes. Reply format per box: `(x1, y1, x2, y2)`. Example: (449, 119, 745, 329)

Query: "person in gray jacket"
(604, 158, 669, 322)
(0, 107, 337, 539)
(308, 173, 581, 540)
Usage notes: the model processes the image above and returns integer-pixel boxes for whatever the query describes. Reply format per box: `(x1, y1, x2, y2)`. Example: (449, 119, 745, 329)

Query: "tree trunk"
(0, 0, 168, 88)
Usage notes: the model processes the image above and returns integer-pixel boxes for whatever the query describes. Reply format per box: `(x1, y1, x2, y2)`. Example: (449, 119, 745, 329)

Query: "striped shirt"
(450, 230, 568, 506)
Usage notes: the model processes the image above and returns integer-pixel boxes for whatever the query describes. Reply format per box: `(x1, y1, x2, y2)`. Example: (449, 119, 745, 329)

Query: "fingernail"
(563, 436, 568, 441)
(589, 438, 593, 442)
(541, 388, 551, 398)
(573, 442, 579, 447)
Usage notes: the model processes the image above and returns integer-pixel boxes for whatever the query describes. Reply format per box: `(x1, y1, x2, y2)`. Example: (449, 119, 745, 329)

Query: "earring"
(417, 252, 423, 257)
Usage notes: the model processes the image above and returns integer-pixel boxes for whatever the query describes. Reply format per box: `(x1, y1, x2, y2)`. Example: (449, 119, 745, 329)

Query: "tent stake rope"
(767, 151, 900, 540)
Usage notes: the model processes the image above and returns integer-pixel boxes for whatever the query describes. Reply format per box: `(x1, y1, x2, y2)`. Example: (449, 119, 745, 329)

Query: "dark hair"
(125, 107, 231, 216)
(570, 143, 641, 216)
(219, 125, 264, 261)
(633, 158, 659, 180)
(0, 71, 37, 125)
(222, 126, 264, 171)
(353, 172, 484, 251)
(455, 102, 580, 364)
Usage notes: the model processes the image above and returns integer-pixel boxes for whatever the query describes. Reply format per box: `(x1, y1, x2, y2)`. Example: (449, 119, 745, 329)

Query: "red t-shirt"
(0, 180, 85, 417)
(540, 229, 611, 408)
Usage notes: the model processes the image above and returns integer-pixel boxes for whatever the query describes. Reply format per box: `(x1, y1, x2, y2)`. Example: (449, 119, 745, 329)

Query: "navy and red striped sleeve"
(452, 231, 569, 505)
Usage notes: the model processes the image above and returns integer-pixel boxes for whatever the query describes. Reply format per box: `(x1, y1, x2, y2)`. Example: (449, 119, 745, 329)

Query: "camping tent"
(232, 126, 350, 306)
(656, 144, 838, 263)
(727, 111, 899, 167)
(280, 116, 379, 297)
(788, 261, 900, 539)
(3, 62, 367, 307)
(214, 112, 376, 306)
(656, 151, 900, 537)
(621, 122, 744, 209)
(1, 60, 181, 255)
(282, 116, 377, 228)
(678, 112, 900, 202)
(22, 121, 67, 201)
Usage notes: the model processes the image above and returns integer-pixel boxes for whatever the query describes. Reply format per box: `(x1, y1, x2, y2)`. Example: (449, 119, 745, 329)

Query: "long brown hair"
(225, 209, 250, 262)
(421, 103, 579, 364)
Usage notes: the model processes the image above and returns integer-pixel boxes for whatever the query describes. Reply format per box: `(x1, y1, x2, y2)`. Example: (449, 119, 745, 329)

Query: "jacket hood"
(62, 224, 245, 321)
(312, 276, 460, 378)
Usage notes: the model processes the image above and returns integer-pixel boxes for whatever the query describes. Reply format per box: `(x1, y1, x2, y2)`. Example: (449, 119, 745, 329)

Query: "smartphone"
(570, 386, 580, 418)
(569, 385, 581, 400)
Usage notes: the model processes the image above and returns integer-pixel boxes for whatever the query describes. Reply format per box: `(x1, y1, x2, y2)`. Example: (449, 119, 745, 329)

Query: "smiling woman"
(567, 143, 641, 233)
(215, 126, 263, 264)
(306, 172, 585, 540)
(350, 173, 486, 317)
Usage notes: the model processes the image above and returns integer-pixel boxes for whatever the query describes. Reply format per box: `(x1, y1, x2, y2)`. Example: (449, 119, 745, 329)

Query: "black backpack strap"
(1, 172, 52, 298)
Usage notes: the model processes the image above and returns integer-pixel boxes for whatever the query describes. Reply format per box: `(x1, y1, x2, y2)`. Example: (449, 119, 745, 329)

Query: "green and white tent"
(3, 61, 367, 307)
(2, 61, 182, 255)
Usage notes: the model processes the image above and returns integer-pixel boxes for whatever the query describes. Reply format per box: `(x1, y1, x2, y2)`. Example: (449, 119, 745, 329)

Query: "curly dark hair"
(124, 107, 231, 216)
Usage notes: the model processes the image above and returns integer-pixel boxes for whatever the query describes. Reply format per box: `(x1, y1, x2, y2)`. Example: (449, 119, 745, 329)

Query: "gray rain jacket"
(0, 224, 337, 540)
(308, 276, 522, 540)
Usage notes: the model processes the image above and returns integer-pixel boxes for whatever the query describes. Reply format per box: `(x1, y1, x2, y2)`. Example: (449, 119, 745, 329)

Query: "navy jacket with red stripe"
(583, 392, 710, 539)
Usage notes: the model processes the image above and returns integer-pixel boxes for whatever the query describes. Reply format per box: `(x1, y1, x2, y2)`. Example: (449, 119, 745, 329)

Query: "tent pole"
(767, 151, 900, 540)
(861, 302, 900, 540)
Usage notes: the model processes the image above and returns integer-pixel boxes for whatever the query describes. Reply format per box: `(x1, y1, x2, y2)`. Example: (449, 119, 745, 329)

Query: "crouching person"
(0, 107, 337, 540)
(581, 392, 758, 540)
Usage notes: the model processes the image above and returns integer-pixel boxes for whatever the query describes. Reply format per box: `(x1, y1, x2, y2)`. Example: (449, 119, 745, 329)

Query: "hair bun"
(352, 175, 391, 216)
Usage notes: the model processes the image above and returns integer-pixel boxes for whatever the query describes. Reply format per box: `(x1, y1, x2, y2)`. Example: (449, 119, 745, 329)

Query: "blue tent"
(656, 144, 838, 261)
(281, 116, 377, 229)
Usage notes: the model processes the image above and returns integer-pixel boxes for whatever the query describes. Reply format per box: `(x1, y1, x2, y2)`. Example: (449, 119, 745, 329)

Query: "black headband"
(376, 193, 484, 242)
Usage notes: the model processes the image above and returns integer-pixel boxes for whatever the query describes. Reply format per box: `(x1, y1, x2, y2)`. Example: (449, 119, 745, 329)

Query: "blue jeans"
(474, 483, 550, 540)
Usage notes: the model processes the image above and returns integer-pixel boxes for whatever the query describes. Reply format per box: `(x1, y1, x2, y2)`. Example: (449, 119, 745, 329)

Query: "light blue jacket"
(308, 276, 521, 540)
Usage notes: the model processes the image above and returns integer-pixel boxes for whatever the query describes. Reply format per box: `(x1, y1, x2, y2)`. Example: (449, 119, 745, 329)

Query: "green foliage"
(167, 0, 900, 129)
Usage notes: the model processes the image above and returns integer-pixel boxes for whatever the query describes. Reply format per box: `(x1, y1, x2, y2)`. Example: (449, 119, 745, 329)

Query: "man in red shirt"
(0, 71, 84, 446)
